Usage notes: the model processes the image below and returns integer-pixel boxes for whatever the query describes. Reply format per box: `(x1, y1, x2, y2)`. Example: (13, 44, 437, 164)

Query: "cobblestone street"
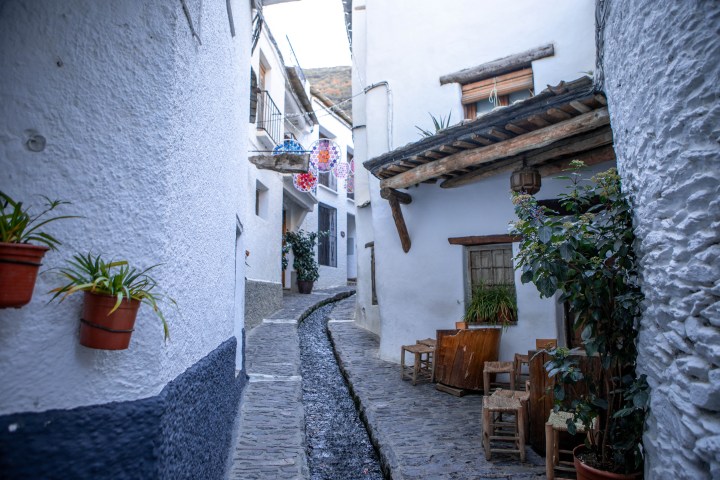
(229, 290, 545, 479)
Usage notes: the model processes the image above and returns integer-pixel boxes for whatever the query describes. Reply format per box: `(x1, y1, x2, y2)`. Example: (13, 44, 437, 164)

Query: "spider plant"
(50, 253, 173, 340)
(0, 191, 77, 249)
(415, 111, 453, 137)
(463, 282, 517, 325)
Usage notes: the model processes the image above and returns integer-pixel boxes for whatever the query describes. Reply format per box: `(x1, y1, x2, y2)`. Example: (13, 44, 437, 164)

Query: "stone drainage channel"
(298, 303, 385, 480)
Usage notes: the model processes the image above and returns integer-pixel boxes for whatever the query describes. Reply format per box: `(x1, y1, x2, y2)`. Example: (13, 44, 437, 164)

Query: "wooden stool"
(400, 344, 435, 385)
(513, 353, 530, 388)
(493, 389, 530, 441)
(416, 338, 436, 348)
(483, 361, 515, 394)
(482, 392, 526, 461)
(545, 411, 596, 479)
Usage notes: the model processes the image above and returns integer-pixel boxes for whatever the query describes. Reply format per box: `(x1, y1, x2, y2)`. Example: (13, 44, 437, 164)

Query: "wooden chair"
(513, 353, 530, 388)
(482, 390, 527, 461)
(400, 344, 435, 385)
(535, 338, 557, 350)
(545, 410, 597, 479)
(483, 361, 515, 394)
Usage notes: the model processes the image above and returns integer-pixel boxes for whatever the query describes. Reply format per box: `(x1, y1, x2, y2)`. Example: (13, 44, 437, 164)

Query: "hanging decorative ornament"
(293, 169, 317, 192)
(332, 162, 349, 179)
(309, 138, 340, 172)
(346, 171, 355, 194)
(273, 139, 304, 155)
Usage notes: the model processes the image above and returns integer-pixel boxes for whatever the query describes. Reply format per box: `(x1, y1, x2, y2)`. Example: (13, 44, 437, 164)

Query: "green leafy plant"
(415, 111, 453, 137)
(463, 282, 517, 325)
(50, 253, 173, 340)
(282, 230, 321, 282)
(0, 191, 77, 249)
(510, 163, 648, 474)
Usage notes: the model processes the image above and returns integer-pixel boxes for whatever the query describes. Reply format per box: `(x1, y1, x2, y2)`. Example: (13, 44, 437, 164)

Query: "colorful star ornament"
(293, 168, 317, 192)
(309, 138, 340, 172)
(273, 139, 304, 155)
(332, 162, 349, 179)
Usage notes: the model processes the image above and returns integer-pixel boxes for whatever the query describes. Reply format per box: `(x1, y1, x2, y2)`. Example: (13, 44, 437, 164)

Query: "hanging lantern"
(510, 166, 541, 195)
(293, 170, 317, 192)
(273, 139, 304, 155)
(309, 138, 340, 172)
(333, 162, 349, 179)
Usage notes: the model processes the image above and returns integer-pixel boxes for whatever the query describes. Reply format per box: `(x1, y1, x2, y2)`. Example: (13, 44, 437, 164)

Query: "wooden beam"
(546, 108, 573, 121)
(387, 195, 411, 253)
(569, 100, 591, 113)
(380, 187, 412, 204)
(594, 94, 607, 105)
(439, 145, 460, 154)
(487, 128, 512, 140)
(459, 133, 493, 146)
(448, 234, 521, 246)
(527, 114, 552, 128)
(452, 140, 480, 149)
(505, 123, 529, 135)
(536, 145, 616, 176)
(439, 43, 554, 85)
(380, 108, 609, 190)
(441, 127, 614, 188)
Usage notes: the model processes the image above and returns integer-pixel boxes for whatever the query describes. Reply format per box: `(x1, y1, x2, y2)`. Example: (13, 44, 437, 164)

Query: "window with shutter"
(318, 204, 337, 267)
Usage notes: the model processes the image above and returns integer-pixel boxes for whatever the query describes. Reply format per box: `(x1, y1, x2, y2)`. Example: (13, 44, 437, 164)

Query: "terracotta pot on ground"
(573, 445, 642, 480)
(0, 243, 49, 308)
(79, 292, 140, 350)
(455, 321, 468, 330)
(297, 280, 314, 294)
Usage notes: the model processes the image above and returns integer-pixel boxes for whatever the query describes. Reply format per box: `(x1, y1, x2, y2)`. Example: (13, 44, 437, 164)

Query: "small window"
(318, 170, 337, 191)
(318, 204, 337, 267)
(255, 180, 268, 218)
(462, 68, 534, 119)
(465, 243, 515, 301)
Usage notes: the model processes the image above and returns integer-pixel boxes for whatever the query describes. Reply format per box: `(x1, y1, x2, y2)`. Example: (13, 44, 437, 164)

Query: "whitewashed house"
(244, 19, 355, 329)
(351, 0, 611, 363)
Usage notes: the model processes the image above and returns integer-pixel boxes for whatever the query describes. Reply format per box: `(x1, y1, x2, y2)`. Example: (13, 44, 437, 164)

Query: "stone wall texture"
(244, 279, 283, 330)
(603, 1, 720, 478)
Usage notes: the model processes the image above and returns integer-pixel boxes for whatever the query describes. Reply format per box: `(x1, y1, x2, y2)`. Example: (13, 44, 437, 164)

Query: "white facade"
(352, 0, 601, 362)
(0, 0, 252, 413)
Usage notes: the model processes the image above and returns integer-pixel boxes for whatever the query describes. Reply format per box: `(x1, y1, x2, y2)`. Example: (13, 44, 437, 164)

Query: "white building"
(351, 0, 610, 363)
(0, 0, 288, 477)
(244, 18, 355, 329)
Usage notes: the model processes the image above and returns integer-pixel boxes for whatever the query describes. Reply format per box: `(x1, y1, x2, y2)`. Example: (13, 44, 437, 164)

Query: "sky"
(263, 0, 352, 69)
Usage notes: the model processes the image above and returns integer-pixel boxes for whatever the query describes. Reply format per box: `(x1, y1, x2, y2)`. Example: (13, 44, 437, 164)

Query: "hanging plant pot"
(297, 280, 314, 294)
(0, 243, 49, 308)
(79, 292, 140, 350)
(573, 445, 643, 480)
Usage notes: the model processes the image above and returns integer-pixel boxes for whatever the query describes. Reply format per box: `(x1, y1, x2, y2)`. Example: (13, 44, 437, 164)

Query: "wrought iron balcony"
(256, 90, 282, 146)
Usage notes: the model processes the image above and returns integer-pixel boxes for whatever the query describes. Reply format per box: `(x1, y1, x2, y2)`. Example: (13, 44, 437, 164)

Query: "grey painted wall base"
(244, 279, 283, 330)
(0, 337, 245, 480)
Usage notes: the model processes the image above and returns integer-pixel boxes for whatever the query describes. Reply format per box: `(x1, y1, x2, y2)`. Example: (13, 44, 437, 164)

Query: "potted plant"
(50, 253, 173, 350)
(463, 281, 517, 326)
(511, 163, 649, 478)
(0, 191, 76, 308)
(282, 230, 320, 294)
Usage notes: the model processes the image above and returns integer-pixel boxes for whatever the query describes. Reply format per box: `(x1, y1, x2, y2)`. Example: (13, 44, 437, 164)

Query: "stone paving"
(227, 287, 355, 480)
(229, 290, 546, 480)
(328, 296, 546, 480)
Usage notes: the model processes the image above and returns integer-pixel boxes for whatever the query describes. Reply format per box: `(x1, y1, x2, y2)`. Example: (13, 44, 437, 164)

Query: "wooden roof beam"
(441, 127, 614, 188)
(381, 190, 412, 253)
(379, 107, 610, 190)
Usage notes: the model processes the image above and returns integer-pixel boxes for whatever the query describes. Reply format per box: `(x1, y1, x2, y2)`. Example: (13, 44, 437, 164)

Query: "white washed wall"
(604, 1, 720, 477)
(0, 0, 252, 414)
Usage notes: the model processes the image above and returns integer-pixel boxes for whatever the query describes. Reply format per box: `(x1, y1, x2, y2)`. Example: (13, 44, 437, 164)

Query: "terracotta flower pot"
(79, 292, 140, 350)
(0, 242, 49, 308)
(455, 321, 468, 330)
(297, 280, 314, 294)
(573, 445, 642, 480)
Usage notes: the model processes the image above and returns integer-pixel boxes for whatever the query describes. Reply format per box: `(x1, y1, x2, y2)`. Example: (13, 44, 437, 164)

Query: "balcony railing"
(257, 90, 282, 146)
